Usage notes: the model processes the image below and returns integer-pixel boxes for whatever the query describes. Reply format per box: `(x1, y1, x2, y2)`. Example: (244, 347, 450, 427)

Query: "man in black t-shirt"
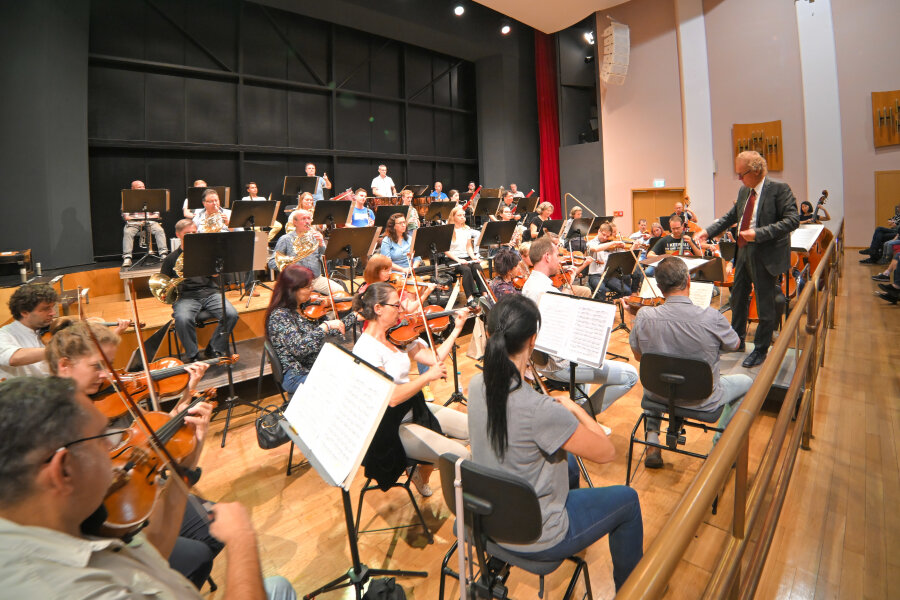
(649, 216, 702, 257)
(161, 219, 239, 361)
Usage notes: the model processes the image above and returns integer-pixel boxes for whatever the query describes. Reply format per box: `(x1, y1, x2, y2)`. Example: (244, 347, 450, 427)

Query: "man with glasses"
(695, 151, 799, 368)
(0, 376, 296, 600)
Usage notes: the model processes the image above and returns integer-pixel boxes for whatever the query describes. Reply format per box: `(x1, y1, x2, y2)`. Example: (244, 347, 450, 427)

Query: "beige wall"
(703, 0, 807, 218)
(598, 0, 685, 231)
(832, 0, 900, 246)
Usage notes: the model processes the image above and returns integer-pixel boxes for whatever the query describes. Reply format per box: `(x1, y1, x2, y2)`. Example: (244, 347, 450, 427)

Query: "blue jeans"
(264, 575, 296, 600)
(172, 294, 239, 359)
(546, 361, 639, 414)
(281, 370, 307, 395)
(510, 485, 643, 591)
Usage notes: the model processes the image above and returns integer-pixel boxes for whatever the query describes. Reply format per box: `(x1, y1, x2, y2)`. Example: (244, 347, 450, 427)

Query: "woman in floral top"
(489, 246, 524, 299)
(265, 264, 357, 393)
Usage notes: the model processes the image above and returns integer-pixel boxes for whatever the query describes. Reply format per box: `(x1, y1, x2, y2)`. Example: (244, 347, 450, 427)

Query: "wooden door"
(875, 170, 900, 227)
(631, 188, 685, 232)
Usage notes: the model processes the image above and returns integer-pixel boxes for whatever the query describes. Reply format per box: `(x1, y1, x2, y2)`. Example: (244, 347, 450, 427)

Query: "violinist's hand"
(695, 228, 709, 245)
(453, 309, 468, 331)
(209, 502, 257, 546)
(425, 362, 448, 383)
(183, 399, 213, 447)
(325, 319, 345, 335)
(739, 228, 756, 242)
(184, 362, 209, 390)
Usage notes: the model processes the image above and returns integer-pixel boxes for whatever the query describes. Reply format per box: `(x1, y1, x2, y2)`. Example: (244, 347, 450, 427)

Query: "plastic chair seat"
(640, 395, 725, 423)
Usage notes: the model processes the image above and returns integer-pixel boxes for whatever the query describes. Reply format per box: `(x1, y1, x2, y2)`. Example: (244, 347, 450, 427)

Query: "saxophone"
(149, 252, 184, 304)
(273, 231, 320, 271)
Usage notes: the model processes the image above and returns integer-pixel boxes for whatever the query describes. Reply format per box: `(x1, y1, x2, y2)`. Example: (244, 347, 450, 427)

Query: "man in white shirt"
(509, 183, 525, 198)
(521, 237, 638, 419)
(241, 182, 282, 241)
(0, 283, 58, 380)
(191, 189, 231, 231)
(370, 164, 397, 198)
(0, 376, 296, 600)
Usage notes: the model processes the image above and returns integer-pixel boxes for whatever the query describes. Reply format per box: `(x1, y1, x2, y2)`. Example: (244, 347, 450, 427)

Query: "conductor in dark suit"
(695, 151, 799, 368)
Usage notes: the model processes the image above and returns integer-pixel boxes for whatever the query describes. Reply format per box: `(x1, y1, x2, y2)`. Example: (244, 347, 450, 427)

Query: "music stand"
(472, 198, 502, 221)
(591, 250, 637, 339)
(187, 186, 230, 210)
(312, 200, 352, 230)
(424, 201, 456, 223)
(514, 196, 539, 219)
(401, 184, 429, 197)
(660, 215, 675, 232)
(596, 215, 615, 224)
(718, 241, 737, 263)
(230, 201, 281, 300)
(283, 176, 318, 197)
(122, 189, 170, 270)
(323, 226, 378, 295)
(181, 230, 259, 447)
(410, 224, 454, 281)
(479, 188, 503, 199)
(542, 219, 565, 237)
(476, 220, 517, 249)
(695, 257, 726, 283)
(373, 205, 406, 228)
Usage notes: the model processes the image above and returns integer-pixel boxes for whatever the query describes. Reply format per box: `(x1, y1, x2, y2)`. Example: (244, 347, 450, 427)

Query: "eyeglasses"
(43, 428, 127, 463)
(380, 302, 401, 309)
(736, 169, 752, 179)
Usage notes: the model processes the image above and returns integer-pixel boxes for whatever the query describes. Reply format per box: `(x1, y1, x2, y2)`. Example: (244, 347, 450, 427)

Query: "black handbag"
(255, 404, 291, 449)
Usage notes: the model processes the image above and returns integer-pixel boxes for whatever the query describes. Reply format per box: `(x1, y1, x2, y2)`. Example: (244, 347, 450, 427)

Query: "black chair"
(354, 462, 434, 544)
(626, 353, 722, 487)
(167, 310, 238, 360)
(257, 339, 304, 476)
(436, 454, 591, 600)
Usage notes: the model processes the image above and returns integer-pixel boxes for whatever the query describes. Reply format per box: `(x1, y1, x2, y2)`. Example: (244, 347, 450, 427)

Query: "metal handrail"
(617, 221, 844, 600)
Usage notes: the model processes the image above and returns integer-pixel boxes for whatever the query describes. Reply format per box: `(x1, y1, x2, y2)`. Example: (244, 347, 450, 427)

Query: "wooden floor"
(189, 254, 898, 599)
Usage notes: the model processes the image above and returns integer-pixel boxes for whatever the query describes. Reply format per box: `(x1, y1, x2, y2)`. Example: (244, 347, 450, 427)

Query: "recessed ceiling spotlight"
(454, 4, 464, 16)
(584, 31, 595, 45)
(500, 22, 511, 35)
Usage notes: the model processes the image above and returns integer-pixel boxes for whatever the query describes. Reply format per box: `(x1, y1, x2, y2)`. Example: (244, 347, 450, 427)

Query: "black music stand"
(472, 198, 502, 221)
(479, 188, 503, 199)
(424, 201, 456, 224)
(187, 186, 230, 210)
(312, 200, 352, 230)
(411, 224, 454, 282)
(401, 184, 429, 197)
(122, 189, 170, 270)
(283, 176, 318, 197)
(695, 257, 726, 283)
(182, 230, 260, 447)
(476, 220, 517, 249)
(230, 201, 281, 299)
(566, 217, 593, 252)
(514, 196, 539, 218)
(542, 219, 565, 238)
(660, 215, 675, 232)
(588, 217, 605, 237)
(596, 215, 615, 224)
(592, 250, 637, 341)
(373, 205, 406, 228)
(324, 226, 377, 295)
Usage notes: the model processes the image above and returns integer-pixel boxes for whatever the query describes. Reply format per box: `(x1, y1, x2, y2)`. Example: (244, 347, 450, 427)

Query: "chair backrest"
(438, 453, 542, 545)
(263, 339, 285, 386)
(639, 352, 713, 403)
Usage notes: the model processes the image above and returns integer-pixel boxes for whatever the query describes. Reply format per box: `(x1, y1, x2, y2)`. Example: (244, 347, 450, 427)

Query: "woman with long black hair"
(467, 294, 643, 591)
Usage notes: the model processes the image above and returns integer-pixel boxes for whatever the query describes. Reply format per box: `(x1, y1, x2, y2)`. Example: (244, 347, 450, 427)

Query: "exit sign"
(652, 179, 666, 188)
(613, 210, 624, 217)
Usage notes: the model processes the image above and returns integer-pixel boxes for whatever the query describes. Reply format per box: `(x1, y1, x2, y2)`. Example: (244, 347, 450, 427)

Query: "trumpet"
(148, 253, 183, 304)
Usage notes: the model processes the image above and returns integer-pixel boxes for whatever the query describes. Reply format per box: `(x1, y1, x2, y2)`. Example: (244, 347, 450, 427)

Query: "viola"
(301, 291, 353, 320)
(387, 303, 479, 347)
(91, 355, 237, 419)
(388, 273, 448, 295)
(102, 389, 217, 537)
(625, 294, 664, 312)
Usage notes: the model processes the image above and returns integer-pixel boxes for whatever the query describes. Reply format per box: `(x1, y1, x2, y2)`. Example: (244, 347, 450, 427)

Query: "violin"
(388, 273, 448, 295)
(102, 388, 217, 537)
(387, 304, 478, 347)
(301, 291, 353, 320)
(625, 294, 665, 312)
(558, 248, 587, 266)
(91, 355, 238, 419)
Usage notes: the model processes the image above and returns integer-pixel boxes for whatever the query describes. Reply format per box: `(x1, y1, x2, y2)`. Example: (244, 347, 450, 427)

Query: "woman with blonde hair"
(444, 205, 487, 300)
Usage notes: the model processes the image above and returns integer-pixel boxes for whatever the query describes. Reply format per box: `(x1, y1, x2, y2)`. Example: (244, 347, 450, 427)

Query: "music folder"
(534, 292, 616, 369)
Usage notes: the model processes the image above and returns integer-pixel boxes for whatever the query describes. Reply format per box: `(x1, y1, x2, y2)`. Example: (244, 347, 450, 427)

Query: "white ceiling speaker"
(600, 22, 629, 86)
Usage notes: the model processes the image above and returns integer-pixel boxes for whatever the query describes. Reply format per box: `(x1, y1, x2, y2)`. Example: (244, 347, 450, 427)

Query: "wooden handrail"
(617, 221, 844, 600)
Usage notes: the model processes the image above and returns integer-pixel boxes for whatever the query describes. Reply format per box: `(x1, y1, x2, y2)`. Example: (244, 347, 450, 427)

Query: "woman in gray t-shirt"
(467, 294, 644, 591)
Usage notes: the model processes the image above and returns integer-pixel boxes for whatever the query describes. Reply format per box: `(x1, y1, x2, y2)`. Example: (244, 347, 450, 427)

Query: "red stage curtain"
(534, 30, 561, 218)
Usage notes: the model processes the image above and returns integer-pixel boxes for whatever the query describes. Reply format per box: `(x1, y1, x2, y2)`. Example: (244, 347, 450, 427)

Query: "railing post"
(733, 440, 748, 539)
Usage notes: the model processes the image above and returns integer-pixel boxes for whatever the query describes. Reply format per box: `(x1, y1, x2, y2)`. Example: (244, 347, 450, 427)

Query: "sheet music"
(689, 281, 715, 309)
(534, 292, 617, 369)
(791, 224, 824, 251)
(283, 343, 394, 490)
(676, 256, 712, 272)
(639, 277, 663, 299)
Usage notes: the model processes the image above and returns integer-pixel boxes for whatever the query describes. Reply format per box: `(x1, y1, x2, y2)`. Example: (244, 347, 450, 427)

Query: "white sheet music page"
(534, 293, 616, 369)
(639, 277, 663, 298)
(283, 343, 394, 490)
(676, 256, 711, 272)
(689, 281, 715, 309)
(790, 224, 824, 251)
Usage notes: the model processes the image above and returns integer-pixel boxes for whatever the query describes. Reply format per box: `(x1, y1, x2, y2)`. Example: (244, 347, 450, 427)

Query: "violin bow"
(127, 279, 161, 411)
(406, 248, 441, 366)
(320, 255, 341, 327)
(619, 233, 661, 302)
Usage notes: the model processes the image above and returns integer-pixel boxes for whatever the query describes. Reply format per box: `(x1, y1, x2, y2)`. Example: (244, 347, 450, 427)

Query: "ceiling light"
(584, 31, 595, 45)
(454, 4, 464, 16)
(501, 23, 511, 35)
